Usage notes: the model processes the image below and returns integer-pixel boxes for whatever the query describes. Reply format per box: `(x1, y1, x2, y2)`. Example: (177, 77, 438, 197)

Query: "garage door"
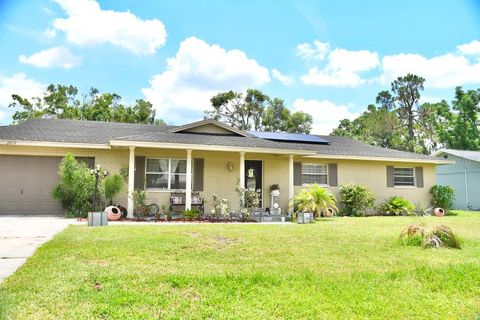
(0, 156, 62, 215)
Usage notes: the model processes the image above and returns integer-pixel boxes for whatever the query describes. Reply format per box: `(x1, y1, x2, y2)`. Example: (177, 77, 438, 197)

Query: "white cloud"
(43, 28, 57, 39)
(296, 40, 329, 60)
(271, 69, 295, 86)
(419, 95, 443, 104)
(381, 52, 480, 88)
(328, 49, 379, 72)
(19, 46, 80, 69)
(292, 98, 358, 135)
(301, 48, 379, 87)
(51, 0, 167, 55)
(299, 39, 480, 89)
(142, 37, 270, 122)
(0, 73, 46, 122)
(457, 40, 480, 56)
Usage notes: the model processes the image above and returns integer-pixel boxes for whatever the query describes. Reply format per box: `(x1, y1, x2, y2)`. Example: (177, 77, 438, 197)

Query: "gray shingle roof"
(433, 149, 480, 163)
(0, 118, 441, 161)
(0, 118, 174, 144)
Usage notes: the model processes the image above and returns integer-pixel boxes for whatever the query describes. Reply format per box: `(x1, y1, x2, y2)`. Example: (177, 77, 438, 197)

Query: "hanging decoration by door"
(247, 166, 256, 191)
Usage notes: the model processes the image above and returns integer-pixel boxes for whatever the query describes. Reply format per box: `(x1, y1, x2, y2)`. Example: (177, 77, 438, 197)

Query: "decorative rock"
(105, 206, 122, 221)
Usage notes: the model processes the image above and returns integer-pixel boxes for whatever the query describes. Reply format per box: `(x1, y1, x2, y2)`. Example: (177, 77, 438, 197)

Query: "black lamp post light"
(90, 164, 108, 212)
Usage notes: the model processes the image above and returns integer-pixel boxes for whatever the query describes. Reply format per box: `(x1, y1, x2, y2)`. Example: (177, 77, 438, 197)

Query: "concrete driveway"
(0, 216, 73, 282)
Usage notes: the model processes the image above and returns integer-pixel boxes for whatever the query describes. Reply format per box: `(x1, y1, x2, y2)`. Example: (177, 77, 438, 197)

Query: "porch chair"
(169, 191, 205, 221)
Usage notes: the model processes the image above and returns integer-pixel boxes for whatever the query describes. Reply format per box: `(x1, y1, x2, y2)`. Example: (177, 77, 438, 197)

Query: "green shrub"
(291, 184, 337, 218)
(184, 208, 200, 220)
(378, 196, 414, 216)
(103, 174, 124, 206)
(339, 184, 375, 216)
(429, 185, 455, 213)
(130, 190, 148, 215)
(52, 153, 95, 218)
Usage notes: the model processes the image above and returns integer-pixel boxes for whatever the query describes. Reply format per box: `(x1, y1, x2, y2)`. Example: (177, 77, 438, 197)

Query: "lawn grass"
(1, 213, 480, 319)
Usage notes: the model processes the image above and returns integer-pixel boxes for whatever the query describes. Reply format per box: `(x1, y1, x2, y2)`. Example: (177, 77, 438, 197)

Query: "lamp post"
(90, 164, 108, 212)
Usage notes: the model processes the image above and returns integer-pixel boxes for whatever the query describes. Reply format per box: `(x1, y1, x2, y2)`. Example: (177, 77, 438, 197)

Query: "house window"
(393, 167, 415, 186)
(302, 163, 328, 185)
(146, 158, 191, 190)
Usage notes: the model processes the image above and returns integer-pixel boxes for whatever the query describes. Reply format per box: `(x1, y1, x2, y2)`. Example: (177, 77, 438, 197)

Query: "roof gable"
(168, 119, 250, 137)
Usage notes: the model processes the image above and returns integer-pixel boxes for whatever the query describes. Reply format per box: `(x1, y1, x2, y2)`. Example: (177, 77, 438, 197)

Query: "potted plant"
(184, 208, 200, 221)
(290, 183, 337, 223)
(130, 190, 148, 219)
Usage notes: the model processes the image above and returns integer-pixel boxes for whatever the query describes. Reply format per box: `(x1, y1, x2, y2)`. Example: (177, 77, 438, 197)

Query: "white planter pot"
(88, 211, 108, 226)
(297, 212, 313, 224)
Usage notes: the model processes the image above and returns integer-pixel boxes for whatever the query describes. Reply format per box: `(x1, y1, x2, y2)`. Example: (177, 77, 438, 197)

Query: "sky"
(0, 0, 480, 134)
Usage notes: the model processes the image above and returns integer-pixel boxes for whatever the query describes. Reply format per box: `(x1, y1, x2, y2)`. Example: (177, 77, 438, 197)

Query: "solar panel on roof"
(248, 131, 329, 144)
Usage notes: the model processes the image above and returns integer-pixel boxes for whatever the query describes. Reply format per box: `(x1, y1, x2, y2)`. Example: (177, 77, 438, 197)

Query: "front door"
(244, 160, 263, 207)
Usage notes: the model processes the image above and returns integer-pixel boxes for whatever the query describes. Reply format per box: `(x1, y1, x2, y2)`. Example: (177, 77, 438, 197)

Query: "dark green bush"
(378, 196, 414, 216)
(429, 185, 455, 213)
(52, 153, 95, 218)
(339, 184, 375, 216)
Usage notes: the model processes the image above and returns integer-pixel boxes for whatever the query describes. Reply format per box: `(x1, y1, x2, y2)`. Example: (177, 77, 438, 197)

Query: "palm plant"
(413, 202, 432, 216)
(291, 184, 337, 218)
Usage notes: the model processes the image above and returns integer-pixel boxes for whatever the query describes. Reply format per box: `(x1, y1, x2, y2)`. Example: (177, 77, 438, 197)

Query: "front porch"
(120, 146, 301, 220)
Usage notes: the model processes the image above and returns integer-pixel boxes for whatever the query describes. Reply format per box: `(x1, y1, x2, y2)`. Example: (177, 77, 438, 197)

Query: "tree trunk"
(407, 108, 415, 152)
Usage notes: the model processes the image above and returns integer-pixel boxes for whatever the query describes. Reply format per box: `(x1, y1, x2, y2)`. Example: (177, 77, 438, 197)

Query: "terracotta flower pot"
(323, 208, 334, 217)
(105, 206, 122, 221)
(433, 207, 445, 217)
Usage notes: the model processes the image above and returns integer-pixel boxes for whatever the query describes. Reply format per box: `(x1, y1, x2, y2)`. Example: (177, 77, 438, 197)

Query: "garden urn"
(105, 206, 122, 221)
(433, 207, 445, 217)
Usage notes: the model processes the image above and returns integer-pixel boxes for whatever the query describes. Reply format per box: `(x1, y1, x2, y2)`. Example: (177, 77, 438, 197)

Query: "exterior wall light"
(227, 162, 234, 172)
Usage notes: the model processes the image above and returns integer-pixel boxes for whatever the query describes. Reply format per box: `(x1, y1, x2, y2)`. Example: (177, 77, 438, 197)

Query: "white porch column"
(127, 146, 136, 218)
(185, 149, 192, 210)
(288, 155, 294, 213)
(239, 152, 245, 188)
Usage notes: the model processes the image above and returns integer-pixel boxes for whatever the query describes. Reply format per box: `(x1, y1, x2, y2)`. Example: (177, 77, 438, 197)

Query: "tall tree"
(415, 101, 452, 153)
(8, 84, 164, 125)
(332, 104, 402, 148)
(207, 89, 268, 130)
(262, 98, 312, 134)
(332, 74, 461, 154)
(206, 89, 312, 133)
(376, 74, 425, 152)
(438, 87, 480, 150)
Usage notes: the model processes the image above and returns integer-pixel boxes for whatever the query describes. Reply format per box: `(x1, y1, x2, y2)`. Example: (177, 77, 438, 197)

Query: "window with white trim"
(393, 167, 415, 186)
(146, 158, 191, 190)
(302, 163, 328, 185)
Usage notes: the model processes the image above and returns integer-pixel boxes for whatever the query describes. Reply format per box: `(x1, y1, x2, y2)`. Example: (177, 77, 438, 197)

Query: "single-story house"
(433, 149, 480, 210)
(0, 118, 451, 217)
